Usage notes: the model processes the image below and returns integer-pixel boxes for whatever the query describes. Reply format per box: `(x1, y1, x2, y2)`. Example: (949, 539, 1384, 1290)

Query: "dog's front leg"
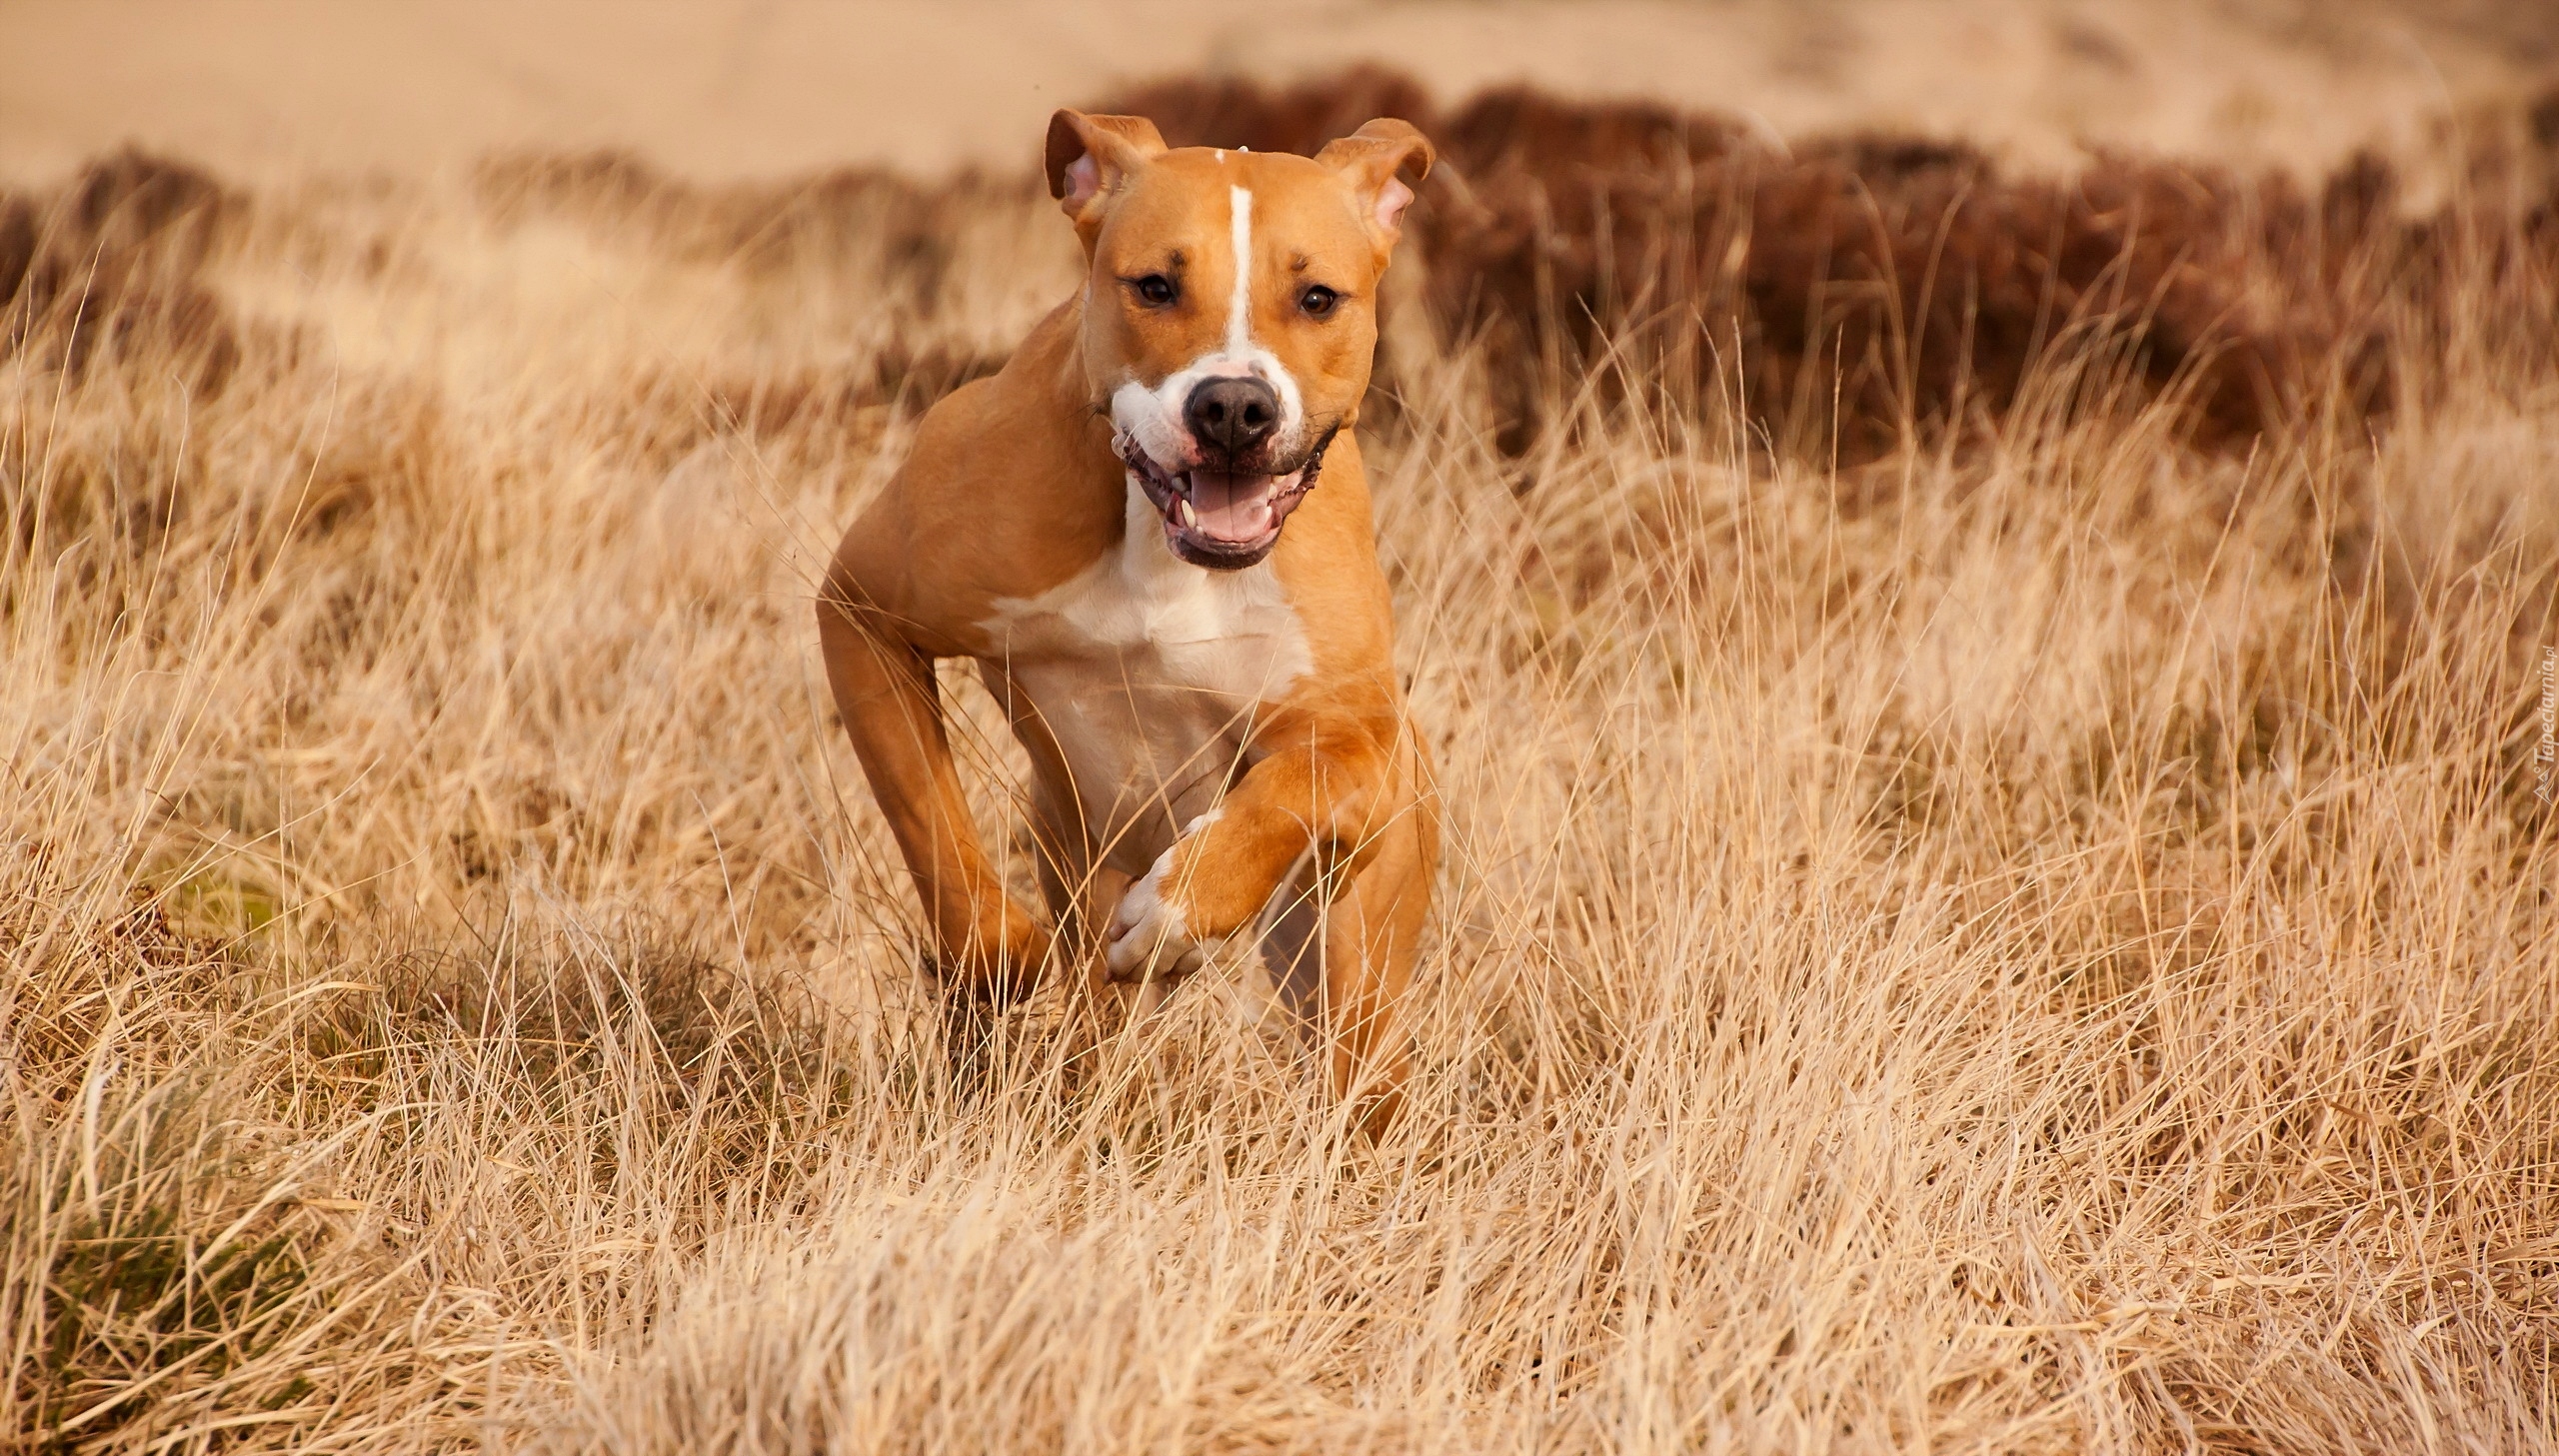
(818, 593, 1051, 1000)
(1106, 720, 1431, 1130)
(1104, 719, 1396, 985)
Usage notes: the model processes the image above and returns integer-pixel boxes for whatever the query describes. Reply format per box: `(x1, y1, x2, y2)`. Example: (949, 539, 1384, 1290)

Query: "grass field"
(5, 70, 2558, 1452)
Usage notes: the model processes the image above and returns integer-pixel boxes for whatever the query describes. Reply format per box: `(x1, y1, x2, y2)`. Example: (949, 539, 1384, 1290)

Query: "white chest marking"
(979, 486, 1313, 870)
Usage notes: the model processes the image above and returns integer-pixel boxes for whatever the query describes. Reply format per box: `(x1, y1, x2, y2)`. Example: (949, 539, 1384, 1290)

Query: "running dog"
(817, 108, 1437, 1130)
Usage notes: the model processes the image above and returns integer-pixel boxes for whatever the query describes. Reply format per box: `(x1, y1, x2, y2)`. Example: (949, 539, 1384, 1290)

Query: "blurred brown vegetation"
(1, 149, 242, 397)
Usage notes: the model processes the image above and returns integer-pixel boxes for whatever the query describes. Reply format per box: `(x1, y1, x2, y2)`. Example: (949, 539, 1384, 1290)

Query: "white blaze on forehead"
(1228, 186, 1254, 352)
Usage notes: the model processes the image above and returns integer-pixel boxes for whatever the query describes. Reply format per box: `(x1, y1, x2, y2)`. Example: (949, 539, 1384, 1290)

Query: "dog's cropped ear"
(1046, 110, 1167, 242)
(1315, 119, 1436, 254)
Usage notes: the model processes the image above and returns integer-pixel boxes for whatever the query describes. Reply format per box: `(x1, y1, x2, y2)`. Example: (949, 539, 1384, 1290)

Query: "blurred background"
(4, 0, 2554, 184)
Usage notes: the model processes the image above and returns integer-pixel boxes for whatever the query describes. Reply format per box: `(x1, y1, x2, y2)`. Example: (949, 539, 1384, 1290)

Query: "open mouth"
(1116, 432, 1330, 570)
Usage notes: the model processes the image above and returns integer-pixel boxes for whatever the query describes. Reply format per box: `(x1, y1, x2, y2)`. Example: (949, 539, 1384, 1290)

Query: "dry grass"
(5, 87, 2558, 1452)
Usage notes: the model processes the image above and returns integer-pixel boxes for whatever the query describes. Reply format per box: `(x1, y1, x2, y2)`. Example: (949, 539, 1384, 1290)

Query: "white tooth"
(1176, 498, 1197, 529)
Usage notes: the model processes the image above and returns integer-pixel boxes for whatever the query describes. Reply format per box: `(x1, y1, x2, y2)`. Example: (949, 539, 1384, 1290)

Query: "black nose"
(1185, 376, 1280, 458)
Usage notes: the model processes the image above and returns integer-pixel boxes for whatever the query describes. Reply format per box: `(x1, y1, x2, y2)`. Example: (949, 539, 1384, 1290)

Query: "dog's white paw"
(1107, 833, 1226, 983)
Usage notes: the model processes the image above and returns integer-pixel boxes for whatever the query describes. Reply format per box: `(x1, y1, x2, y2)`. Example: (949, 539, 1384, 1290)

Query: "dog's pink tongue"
(1188, 471, 1278, 543)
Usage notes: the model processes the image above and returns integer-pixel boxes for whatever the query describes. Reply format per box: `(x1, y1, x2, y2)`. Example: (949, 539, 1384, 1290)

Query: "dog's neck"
(996, 290, 1141, 535)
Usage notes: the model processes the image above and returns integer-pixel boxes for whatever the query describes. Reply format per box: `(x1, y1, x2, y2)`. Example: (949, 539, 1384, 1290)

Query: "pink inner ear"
(1374, 176, 1414, 233)
(1065, 153, 1101, 209)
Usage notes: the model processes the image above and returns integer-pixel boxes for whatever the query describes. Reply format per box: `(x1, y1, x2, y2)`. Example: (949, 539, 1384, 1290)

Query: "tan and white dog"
(817, 110, 1439, 1129)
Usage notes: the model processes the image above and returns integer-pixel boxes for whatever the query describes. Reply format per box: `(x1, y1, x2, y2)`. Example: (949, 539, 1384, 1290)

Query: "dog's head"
(1047, 109, 1433, 570)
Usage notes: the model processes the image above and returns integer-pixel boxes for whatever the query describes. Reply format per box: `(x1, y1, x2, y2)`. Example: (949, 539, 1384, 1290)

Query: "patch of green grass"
(17, 1089, 318, 1447)
(39, 1207, 312, 1430)
(161, 867, 283, 942)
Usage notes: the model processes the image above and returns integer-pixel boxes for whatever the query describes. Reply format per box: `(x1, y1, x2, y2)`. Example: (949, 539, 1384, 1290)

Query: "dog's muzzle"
(1116, 427, 1334, 571)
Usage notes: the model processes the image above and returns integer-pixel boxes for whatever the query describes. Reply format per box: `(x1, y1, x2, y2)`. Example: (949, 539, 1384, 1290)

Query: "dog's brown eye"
(1299, 285, 1340, 319)
(1132, 274, 1178, 307)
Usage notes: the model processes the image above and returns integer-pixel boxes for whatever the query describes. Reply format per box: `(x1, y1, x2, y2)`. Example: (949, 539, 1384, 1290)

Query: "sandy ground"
(1, 0, 2552, 185)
